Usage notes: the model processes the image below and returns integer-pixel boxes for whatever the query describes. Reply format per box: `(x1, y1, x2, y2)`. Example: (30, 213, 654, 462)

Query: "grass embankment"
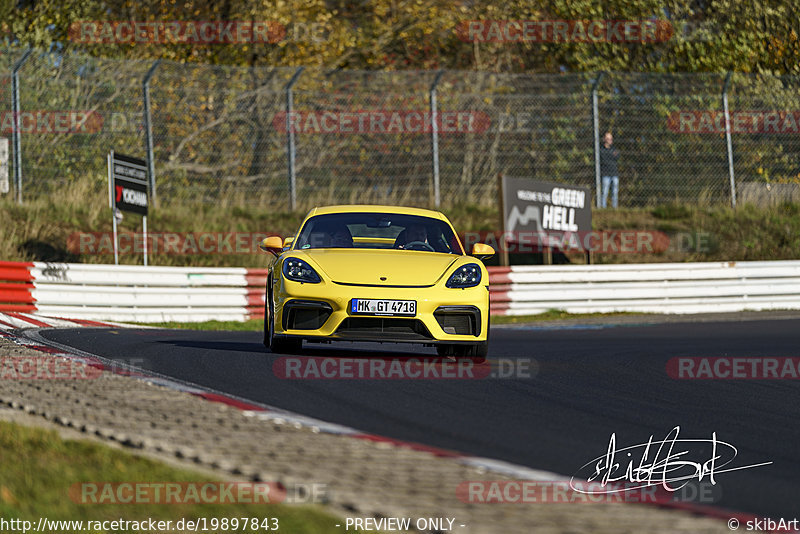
(2, 175, 800, 267)
(0, 420, 366, 532)
(590, 202, 800, 264)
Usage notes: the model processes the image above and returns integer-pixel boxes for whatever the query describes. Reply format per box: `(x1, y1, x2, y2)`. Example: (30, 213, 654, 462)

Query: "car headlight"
(283, 258, 321, 283)
(446, 263, 481, 288)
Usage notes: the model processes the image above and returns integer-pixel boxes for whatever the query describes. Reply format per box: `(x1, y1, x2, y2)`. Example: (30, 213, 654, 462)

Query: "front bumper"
(273, 279, 489, 344)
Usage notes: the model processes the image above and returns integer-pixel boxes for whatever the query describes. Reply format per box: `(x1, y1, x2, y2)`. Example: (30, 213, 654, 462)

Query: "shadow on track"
(155, 338, 448, 361)
(156, 339, 265, 353)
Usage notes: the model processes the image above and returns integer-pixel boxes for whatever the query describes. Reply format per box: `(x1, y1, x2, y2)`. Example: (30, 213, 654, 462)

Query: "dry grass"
(3, 176, 799, 267)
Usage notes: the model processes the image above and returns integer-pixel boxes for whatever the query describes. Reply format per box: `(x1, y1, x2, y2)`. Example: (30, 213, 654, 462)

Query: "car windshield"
(294, 212, 463, 254)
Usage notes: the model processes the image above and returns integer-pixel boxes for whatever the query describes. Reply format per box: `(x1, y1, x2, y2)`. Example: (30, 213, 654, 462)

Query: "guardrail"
(490, 260, 800, 315)
(0, 261, 267, 322)
(2, 260, 800, 322)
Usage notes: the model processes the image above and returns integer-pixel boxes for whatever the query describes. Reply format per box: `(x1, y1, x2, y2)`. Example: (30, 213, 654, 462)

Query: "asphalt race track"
(40, 318, 800, 519)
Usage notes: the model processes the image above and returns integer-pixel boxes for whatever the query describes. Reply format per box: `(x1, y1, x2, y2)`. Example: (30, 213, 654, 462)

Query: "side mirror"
(259, 236, 284, 256)
(283, 236, 294, 250)
(470, 243, 495, 259)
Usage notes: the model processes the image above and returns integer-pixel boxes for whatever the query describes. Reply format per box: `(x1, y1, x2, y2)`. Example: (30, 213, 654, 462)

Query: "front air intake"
(283, 300, 332, 330)
(434, 306, 480, 336)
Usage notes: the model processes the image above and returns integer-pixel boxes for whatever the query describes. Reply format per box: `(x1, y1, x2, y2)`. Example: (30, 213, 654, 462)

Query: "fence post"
(591, 72, 605, 208)
(11, 48, 32, 205)
(142, 59, 161, 206)
(430, 70, 445, 208)
(722, 71, 736, 208)
(285, 67, 304, 211)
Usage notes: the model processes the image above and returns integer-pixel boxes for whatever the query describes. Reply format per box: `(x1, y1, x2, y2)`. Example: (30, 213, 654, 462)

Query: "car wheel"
(436, 342, 488, 364)
(436, 344, 456, 358)
(457, 342, 488, 364)
(466, 341, 489, 363)
(266, 277, 302, 354)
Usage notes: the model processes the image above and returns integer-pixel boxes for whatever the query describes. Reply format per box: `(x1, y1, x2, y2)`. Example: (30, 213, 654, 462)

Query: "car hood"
(298, 249, 461, 286)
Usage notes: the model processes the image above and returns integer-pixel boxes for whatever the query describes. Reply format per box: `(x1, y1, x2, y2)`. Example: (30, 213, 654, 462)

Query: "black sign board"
(110, 152, 148, 215)
(501, 176, 592, 249)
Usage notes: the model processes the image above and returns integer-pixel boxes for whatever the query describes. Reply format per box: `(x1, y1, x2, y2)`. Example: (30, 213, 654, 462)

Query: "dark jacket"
(599, 144, 619, 176)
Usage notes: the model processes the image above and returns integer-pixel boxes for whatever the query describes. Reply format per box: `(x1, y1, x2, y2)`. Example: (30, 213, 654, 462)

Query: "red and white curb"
(1, 325, 761, 526)
(0, 312, 129, 330)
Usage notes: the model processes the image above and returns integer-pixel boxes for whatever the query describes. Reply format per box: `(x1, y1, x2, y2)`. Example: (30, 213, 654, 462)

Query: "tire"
(435, 344, 455, 358)
(265, 276, 302, 354)
(466, 341, 489, 363)
(436, 341, 488, 364)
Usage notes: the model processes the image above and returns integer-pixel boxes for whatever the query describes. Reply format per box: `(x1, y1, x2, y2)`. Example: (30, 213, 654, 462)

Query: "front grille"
(335, 318, 433, 340)
(434, 306, 480, 336)
(283, 300, 332, 330)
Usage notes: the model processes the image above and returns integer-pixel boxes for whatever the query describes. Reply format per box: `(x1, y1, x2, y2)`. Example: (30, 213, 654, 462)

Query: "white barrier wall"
(3, 260, 800, 322)
(0, 261, 267, 323)
(489, 261, 800, 315)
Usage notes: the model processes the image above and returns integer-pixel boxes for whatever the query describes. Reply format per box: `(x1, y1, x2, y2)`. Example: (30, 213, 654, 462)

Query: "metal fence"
(3, 46, 800, 210)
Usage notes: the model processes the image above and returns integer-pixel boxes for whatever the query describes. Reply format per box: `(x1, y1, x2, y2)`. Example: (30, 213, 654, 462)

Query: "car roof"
(306, 205, 448, 220)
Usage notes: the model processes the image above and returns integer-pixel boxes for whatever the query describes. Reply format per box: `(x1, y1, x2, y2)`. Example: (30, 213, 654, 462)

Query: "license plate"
(350, 299, 416, 316)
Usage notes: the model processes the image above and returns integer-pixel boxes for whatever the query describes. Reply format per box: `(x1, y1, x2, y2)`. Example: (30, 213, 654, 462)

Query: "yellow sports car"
(260, 205, 494, 359)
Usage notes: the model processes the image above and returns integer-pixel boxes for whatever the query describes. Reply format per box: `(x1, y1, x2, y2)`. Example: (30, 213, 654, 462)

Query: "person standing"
(599, 131, 620, 208)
